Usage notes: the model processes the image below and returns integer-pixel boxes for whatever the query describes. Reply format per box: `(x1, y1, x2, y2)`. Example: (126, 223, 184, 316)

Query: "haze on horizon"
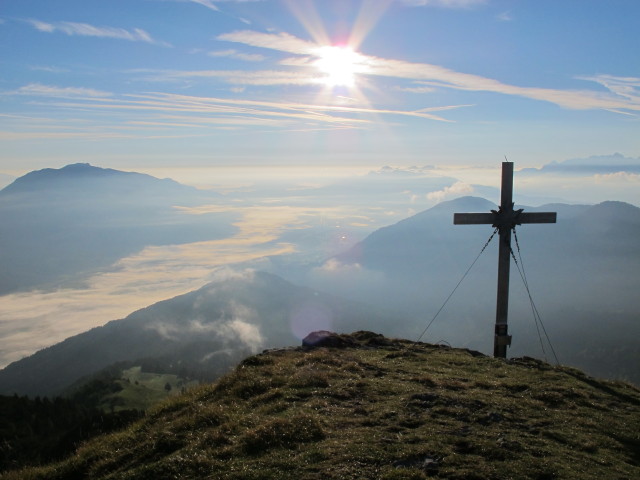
(1, 157, 639, 371)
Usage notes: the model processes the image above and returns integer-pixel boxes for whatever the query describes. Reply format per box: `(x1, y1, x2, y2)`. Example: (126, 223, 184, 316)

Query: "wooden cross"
(453, 162, 556, 358)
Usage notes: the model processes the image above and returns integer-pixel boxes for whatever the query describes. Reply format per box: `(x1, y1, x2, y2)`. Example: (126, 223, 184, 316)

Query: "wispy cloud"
(120, 91, 464, 122)
(398, 0, 487, 8)
(189, 0, 220, 11)
(143, 68, 324, 85)
(577, 75, 640, 103)
(208, 49, 266, 62)
(3, 85, 464, 136)
(346, 57, 640, 113)
(10, 83, 113, 98)
(394, 85, 436, 94)
(26, 19, 170, 46)
(220, 30, 640, 114)
(218, 30, 318, 55)
(147, 0, 219, 12)
(159, 0, 266, 11)
(29, 65, 69, 73)
(427, 181, 474, 202)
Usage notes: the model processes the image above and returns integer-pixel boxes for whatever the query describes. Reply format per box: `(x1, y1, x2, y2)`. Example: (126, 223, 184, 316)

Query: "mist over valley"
(1, 155, 639, 398)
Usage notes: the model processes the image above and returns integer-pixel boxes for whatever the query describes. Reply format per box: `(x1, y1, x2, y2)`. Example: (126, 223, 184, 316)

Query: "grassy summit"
(8, 332, 639, 480)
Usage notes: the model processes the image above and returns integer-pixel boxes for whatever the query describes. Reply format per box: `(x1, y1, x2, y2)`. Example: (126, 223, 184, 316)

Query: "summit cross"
(453, 162, 556, 358)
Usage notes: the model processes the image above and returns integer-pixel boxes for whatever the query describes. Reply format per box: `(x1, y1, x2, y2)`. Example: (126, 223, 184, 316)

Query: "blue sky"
(1, 0, 639, 175)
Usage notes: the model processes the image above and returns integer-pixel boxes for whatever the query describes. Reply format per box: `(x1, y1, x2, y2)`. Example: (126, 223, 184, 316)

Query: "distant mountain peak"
(585, 200, 640, 223)
(520, 153, 640, 176)
(1, 163, 125, 194)
(434, 196, 496, 211)
(57, 163, 117, 175)
(62, 162, 93, 169)
(0, 163, 194, 197)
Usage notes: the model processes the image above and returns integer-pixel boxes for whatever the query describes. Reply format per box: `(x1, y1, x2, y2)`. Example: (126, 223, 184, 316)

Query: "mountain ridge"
(4, 195, 636, 396)
(307, 196, 640, 385)
(0, 271, 395, 397)
(0, 163, 233, 294)
(4, 331, 639, 479)
(0, 163, 196, 197)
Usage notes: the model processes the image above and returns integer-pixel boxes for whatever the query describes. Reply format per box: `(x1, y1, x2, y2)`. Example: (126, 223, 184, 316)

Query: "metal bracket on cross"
(490, 203, 524, 234)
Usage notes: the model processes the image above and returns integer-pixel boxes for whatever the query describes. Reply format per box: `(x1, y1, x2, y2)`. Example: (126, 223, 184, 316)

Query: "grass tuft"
(241, 414, 325, 455)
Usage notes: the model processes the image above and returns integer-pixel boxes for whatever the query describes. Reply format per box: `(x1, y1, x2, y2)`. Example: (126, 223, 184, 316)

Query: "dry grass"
(5, 332, 640, 479)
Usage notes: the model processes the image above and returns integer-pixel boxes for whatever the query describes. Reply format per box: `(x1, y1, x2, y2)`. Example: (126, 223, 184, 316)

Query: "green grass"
(98, 367, 199, 412)
(5, 332, 639, 479)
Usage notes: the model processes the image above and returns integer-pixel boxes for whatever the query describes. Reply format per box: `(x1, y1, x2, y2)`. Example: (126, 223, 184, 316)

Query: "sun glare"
(313, 45, 365, 88)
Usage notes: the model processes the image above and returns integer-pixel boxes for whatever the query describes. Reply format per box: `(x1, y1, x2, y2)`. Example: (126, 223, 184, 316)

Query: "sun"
(313, 45, 365, 88)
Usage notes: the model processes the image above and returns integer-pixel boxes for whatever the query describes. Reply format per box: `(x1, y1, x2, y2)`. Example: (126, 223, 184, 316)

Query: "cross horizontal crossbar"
(453, 213, 494, 225)
(454, 211, 556, 225)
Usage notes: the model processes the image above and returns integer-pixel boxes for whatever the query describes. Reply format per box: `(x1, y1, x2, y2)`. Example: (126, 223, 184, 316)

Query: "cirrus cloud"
(398, 0, 487, 7)
(11, 83, 113, 98)
(219, 30, 640, 114)
(208, 49, 266, 62)
(26, 19, 170, 46)
(218, 30, 318, 55)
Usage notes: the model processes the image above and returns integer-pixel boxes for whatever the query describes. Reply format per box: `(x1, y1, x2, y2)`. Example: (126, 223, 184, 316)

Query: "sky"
(1, 0, 640, 368)
(1, 0, 639, 177)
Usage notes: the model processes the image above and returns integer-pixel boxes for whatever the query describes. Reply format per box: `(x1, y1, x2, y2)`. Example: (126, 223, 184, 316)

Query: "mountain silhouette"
(0, 163, 234, 293)
(306, 196, 640, 384)
(1, 163, 187, 195)
(335, 196, 498, 276)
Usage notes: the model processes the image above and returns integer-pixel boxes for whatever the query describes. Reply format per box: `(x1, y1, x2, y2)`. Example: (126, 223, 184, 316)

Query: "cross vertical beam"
(495, 162, 514, 358)
(453, 162, 556, 358)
